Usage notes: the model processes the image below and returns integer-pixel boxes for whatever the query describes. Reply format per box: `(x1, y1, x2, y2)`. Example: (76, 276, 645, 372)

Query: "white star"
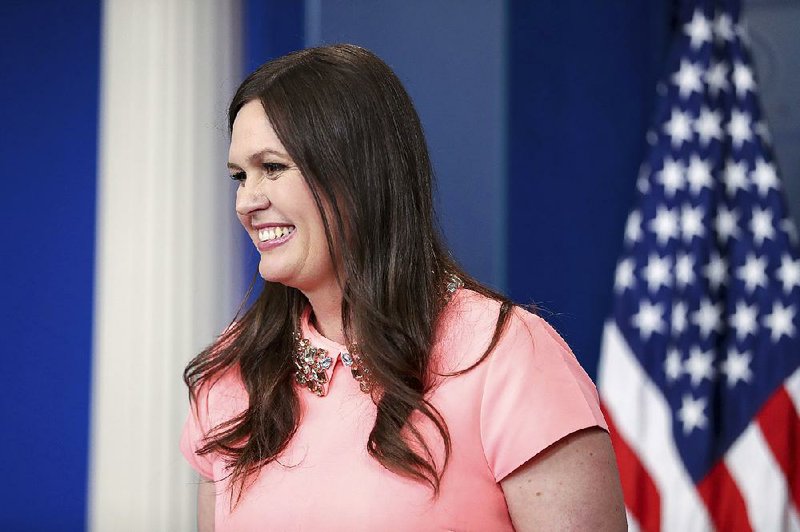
(737, 254, 767, 293)
(632, 300, 665, 340)
(664, 108, 693, 147)
(686, 155, 713, 194)
(672, 301, 688, 335)
(728, 109, 753, 148)
(644, 254, 672, 293)
(750, 207, 775, 246)
(751, 159, 779, 196)
(676, 253, 695, 288)
(672, 60, 703, 98)
(665, 348, 683, 382)
(695, 107, 723, 146)
(704, 252, 728, 291)
(723, 159, 749, 196)
(682, 204, 705, 242)
(731, 301, 758, 340)
(714, 12, 735, 42)
(777, 255, 800, 293)
(763, 302, 797, 342)
(614, 258, 636, 293)
(685, 346, 715, 386)
(722, 349, 752, 388)
(715, 205, 740, 244)
(692, 298, 723, 338)
(678, 393, 708, 434)
(732, 62, 756, 98)
(684, 10, 712, 49)
(705, 61, 729, 96)
(650, 207, 679, 245)
(625, 210, 643, 244)
(657, 158, 685, 197)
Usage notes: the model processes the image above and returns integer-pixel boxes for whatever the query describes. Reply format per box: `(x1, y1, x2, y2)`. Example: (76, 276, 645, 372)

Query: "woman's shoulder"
(435, 288, 597, 398)
(440, 287, 566, 356)
(435, 288, 526, 372)
(190, 362, 247, 428)
(439, 287, 504, 335)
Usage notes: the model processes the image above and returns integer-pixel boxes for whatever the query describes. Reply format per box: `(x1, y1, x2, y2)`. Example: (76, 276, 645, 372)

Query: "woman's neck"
(303, 284, 346, 345)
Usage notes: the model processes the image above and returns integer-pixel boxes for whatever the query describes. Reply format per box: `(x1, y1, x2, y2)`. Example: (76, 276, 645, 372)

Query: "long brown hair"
(184, 44, 513, 504)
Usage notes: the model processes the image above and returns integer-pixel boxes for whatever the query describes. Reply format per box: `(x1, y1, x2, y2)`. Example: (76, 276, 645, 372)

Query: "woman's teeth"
(258, 226, 295, 242)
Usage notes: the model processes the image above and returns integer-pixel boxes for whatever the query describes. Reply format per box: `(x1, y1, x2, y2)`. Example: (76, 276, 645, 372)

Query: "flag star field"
(598, 2, 800, 530)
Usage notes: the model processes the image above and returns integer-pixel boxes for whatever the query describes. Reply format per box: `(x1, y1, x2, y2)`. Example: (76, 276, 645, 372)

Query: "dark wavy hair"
(184, 44, 512, 505)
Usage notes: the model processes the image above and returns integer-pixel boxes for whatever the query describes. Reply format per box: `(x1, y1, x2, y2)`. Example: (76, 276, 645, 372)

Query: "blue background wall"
(308, 0, 509, 290)
(0, 1, 101, 529)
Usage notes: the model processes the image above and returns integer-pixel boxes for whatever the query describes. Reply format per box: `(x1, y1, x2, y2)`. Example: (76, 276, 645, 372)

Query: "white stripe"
(784, 368, 800, 532)
(791, 507, 800, 532)
(785, 365, 800, 418)
(725, 422, 799, 532)
(89, 0, 243, 530)
(625, 510, 641, 532)
(598, 321, 712, 531)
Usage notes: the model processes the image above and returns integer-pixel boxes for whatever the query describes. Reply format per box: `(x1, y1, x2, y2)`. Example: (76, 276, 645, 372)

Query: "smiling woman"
(180, 44, 626, 531)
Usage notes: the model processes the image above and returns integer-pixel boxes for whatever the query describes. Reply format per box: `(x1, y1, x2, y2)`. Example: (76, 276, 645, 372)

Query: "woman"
(181, 44, 626, 531)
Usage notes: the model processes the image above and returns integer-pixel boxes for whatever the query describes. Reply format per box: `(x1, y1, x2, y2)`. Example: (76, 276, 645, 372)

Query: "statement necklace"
(292, 273, 464, 397)
(292, 334, 371, 396)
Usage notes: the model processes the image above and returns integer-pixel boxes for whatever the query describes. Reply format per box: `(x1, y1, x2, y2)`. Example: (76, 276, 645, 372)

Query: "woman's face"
(229, 100, 337, 295)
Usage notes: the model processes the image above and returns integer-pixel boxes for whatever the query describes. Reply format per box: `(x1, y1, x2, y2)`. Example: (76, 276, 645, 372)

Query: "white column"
(89, 1, 242, 530)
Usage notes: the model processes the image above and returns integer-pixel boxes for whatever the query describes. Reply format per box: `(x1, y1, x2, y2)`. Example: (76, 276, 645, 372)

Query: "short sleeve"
(479, 310, 608, 482)
(179, 389, 216, 480)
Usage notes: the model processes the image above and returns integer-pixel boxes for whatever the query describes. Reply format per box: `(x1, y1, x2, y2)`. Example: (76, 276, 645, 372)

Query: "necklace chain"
(292, 274, 464, 397)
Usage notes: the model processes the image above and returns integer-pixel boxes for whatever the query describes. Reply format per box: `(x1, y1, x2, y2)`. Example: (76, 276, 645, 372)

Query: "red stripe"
(697, 462, 753, 532)
(756, 386, 800, 510)
(601, 402, 661, 532)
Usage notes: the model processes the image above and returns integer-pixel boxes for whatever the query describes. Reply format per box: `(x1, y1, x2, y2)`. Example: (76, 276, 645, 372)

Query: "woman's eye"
(263, 162, 288, 179)
(230, 171, 246, 183)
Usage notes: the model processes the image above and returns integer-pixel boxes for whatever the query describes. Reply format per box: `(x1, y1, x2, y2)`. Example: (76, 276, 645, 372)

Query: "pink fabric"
(180, 289, 607, 530)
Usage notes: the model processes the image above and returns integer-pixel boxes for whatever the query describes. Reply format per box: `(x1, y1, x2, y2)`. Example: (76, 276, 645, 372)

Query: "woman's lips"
(255, 225, 296, 251)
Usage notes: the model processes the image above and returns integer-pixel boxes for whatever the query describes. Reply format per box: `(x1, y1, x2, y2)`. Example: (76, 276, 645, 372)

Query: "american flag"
(597, 3, 800, 531)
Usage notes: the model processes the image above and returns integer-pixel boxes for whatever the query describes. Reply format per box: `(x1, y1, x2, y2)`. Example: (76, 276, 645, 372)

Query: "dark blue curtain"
(507, 0, 672, 377)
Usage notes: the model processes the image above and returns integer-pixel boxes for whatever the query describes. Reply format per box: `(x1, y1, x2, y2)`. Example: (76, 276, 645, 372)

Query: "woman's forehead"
(229, 101, 290, 164)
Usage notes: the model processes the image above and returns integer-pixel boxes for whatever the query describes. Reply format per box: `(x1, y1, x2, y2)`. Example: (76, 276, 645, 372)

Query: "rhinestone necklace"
(292, 274, 464, 397)
(292, 334, 371, 396)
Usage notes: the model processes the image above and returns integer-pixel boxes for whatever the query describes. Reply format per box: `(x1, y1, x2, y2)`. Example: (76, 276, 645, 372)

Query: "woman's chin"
(259, 264, 286, 284)
(258, 264, 300, 290)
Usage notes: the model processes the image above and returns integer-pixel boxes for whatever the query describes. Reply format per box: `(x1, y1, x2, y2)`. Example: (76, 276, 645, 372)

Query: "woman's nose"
(235, 180, 271, 217)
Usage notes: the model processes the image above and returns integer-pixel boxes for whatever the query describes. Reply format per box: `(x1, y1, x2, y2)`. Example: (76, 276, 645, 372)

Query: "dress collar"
(296, 306, 347, 397)
(294, 275, 464, 397)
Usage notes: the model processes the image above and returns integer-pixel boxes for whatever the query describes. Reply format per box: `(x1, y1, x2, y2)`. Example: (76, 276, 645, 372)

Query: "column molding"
(89, 1, 242, 529)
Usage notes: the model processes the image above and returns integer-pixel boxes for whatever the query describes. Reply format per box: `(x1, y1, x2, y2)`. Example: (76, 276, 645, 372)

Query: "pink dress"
(180, 289, 607, 530)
